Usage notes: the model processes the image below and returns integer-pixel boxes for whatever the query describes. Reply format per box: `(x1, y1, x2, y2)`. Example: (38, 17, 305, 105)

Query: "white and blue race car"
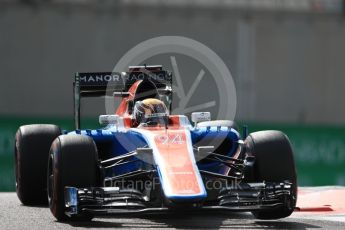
(14, 65, 297, 221)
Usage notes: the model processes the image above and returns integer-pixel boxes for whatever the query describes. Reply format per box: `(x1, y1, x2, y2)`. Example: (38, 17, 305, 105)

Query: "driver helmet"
(133, 98, 169, 126)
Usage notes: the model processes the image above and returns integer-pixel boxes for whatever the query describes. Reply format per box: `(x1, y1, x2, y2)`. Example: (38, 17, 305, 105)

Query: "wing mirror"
(136, 148, 154, 164)
(195, 146, 214, 161)
(136, 148, 153, 154)
(191, 112, 211, 126)
(99, 115, 119, 126)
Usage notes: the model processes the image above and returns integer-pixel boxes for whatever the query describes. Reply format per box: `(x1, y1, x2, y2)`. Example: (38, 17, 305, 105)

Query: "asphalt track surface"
(1, 192, 344, 230)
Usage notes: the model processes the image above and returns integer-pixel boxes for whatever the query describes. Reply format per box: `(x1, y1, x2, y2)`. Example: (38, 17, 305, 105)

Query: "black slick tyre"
(244, 130, 297, 219)
(15, 124, 61, 205)
(47, 134, 99, 221)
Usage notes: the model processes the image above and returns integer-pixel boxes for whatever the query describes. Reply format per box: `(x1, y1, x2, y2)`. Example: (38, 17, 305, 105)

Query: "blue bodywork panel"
(68, 126, 240, 178)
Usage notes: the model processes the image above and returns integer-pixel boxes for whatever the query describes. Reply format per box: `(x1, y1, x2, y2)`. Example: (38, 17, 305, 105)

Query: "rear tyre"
(244, 130, 297, 219)
(48, 135, 99, 221)
(15, 124, 61, 205)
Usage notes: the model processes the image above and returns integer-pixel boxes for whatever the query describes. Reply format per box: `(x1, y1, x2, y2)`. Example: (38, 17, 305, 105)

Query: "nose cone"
(134, 127, 207, 203)
(151, 129, 207, 202)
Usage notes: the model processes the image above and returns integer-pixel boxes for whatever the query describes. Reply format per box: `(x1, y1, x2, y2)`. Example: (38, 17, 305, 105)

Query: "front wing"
(64, 181, 294, 217)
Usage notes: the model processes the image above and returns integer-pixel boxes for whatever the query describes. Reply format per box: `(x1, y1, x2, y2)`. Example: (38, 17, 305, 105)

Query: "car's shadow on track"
(68, 212, 321, 229)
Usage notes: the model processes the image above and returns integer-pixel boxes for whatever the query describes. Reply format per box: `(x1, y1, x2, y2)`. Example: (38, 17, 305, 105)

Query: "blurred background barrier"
(1, 0, 345, 123)
(1, 116, 345, 191)
(1, 0, 345, 191)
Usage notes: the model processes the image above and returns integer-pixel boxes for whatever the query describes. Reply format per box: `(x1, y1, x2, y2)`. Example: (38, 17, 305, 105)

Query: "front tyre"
(48, 135, 99, 221)
(245, 130, 297, 219)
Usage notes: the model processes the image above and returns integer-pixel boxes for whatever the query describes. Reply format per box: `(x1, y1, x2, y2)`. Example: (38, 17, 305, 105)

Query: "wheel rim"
(47, 153, 54, 206)
(14, 141, 19, 192)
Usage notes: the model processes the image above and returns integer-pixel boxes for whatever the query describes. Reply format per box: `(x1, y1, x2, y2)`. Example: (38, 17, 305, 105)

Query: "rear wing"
(73, 66, 172, 129)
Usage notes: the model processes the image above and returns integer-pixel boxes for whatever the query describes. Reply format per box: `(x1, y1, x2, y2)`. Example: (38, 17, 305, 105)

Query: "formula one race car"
(14, 65, 297, 221)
